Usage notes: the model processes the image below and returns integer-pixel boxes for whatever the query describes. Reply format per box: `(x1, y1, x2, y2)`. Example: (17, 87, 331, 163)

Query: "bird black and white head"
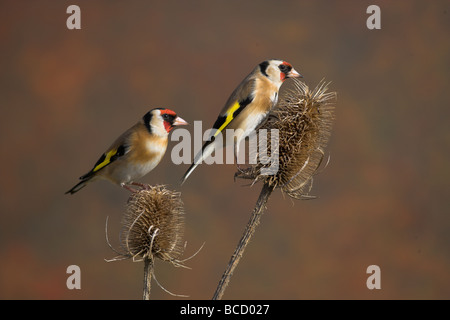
(259, 59, 302, 87)
(143, 108, 188, 136)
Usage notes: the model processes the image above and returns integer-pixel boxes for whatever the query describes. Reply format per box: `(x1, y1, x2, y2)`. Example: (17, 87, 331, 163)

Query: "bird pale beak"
(287, 68, 303, 78)
(173, 116, 188, 126)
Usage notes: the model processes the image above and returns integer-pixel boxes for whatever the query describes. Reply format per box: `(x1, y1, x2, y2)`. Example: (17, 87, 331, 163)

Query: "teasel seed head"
(236, 79, 336, 199)
(118, 185, 185, 265)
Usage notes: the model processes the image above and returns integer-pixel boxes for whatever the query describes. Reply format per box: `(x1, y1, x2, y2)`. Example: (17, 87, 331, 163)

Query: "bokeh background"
(0, 0, 449, 299)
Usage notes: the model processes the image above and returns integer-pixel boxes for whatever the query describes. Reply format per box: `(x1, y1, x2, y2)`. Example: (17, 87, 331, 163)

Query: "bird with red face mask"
(180, 59, 302, 184)
(66, 108, 188, 194)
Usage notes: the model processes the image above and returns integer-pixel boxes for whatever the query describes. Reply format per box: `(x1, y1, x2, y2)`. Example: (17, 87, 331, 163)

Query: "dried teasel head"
(110, 185, 185, 265)
(236, 79, 336, 199)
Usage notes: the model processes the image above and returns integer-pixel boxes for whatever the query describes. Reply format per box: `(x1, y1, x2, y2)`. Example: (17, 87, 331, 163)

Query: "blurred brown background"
(0, 0, 449, 299)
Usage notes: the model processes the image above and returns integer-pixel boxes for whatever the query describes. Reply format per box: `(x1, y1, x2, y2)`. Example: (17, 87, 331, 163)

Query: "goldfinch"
(66, 108, 188, 194)
(180, 59, 301, 184)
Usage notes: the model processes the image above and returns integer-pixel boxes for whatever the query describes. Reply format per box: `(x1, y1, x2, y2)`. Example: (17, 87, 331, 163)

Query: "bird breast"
(121, 132, 168, 183)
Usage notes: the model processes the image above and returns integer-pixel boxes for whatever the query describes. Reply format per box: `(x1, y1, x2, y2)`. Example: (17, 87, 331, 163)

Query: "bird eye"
(162, 113, 175, 122)
(279, 64, 290, 73)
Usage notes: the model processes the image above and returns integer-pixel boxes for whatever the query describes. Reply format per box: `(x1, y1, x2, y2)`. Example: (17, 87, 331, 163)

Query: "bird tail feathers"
(65, 175, 94, 195)
(180, 142, 216, 185)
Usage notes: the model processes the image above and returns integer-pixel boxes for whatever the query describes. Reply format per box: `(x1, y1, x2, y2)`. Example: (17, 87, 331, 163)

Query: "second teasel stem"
(212, 182, 275, 300)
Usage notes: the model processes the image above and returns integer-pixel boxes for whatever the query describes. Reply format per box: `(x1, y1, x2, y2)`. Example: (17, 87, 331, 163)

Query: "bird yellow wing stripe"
(214, 101, 241, 137)
(93, 149, 118, 172)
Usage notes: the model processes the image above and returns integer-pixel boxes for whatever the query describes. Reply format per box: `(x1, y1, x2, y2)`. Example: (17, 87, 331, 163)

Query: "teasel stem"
(213, 182, 275, 300)
(143, 256, 154, 300)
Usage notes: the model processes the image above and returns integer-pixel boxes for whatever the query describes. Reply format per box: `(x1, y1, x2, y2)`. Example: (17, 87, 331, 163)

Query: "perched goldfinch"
(66, 108, 188, 194)
(180, 59, 301, 184)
